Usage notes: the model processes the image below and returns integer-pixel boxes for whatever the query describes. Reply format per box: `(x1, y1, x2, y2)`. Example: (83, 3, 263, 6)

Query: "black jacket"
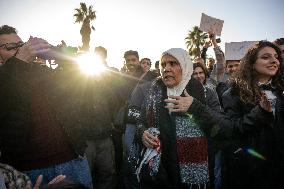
(220, 84, 284, 189)
(0, 57, 120, 160)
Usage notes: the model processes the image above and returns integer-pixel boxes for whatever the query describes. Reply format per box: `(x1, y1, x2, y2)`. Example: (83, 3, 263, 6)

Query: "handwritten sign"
(199, 13, 224, 36)
(225, 41, 258, 60)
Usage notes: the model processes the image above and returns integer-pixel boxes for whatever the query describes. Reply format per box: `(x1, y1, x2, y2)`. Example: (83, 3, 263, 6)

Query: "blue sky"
(0, 0, 283, 68)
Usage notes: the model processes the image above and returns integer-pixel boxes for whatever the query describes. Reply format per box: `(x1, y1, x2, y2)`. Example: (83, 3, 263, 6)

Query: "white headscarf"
(161, 48, 193, 97)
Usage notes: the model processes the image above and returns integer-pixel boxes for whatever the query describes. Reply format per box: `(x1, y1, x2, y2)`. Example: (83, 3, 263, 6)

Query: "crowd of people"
(0, 24, 283, 189)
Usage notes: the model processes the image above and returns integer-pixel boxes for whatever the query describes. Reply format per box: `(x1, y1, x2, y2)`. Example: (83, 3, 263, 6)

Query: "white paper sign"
(225, 41, 258, 60)
(199, 13, 224, 36)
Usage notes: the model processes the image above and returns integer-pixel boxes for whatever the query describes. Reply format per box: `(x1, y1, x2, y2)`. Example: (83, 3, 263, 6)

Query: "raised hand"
(204, 41, 211, 49)
(16, 36, 52, 63)
(209, 32, 217, 46)
(259, 92, 272, 112)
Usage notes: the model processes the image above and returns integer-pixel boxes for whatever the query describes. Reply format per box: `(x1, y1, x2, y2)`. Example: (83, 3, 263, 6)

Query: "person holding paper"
(201, 32, 226, 87)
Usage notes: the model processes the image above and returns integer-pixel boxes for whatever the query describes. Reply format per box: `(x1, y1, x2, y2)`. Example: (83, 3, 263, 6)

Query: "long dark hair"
(233, 41, 284, 105)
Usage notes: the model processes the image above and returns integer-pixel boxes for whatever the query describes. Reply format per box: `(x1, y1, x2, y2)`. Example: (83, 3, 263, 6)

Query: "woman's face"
(254, 47, 280, 83)
(161, 54, 182, 88)
(140, 59, 151, 73)
(193, 66, 206, 84)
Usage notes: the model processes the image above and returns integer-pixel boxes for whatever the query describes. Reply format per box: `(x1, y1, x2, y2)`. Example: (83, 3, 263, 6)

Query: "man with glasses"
(0, 26, 50, 64)
(0, 25, 92, 188)
(0, 41, 24, 50)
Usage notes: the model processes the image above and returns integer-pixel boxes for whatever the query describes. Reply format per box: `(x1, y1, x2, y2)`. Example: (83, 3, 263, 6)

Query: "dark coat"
(0, 58, 56, 164)
(220, 84, 284, 189)
(0, 57, 120, 161)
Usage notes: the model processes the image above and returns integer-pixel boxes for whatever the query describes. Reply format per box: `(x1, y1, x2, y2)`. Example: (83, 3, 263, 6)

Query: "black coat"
(0, 57, 121, 162)
(220, 84, 284, 189)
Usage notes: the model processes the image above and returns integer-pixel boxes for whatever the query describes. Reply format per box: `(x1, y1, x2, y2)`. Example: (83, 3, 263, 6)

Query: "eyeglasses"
(0, 42, 25, 51)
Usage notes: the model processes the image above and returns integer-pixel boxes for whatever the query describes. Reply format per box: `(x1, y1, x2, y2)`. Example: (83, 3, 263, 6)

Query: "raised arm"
(209, 33, 225, 82)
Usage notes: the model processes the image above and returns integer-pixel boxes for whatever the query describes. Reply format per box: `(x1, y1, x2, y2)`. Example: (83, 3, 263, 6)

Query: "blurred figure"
(0, 25, 92, 188)
(94, 45, 118, 72)
(95, 46, 107, 66)
(140, 58, 151, 73)
(82, 45, 117, 189)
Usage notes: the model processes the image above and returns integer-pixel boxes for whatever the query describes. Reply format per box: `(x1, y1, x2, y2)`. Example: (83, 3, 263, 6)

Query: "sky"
(0, 0, 283, 69)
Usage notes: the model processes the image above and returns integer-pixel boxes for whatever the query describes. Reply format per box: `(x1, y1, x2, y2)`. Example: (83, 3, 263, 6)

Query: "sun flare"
(76, 53, 106, 75)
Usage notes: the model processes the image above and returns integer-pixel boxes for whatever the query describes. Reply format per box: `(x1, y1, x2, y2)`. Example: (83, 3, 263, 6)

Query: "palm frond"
(80, 2, 88, 14)
(89, 11, 96, 20)
(74, 8, 82, 13)
(88, 5, 93, 14)
(74, 12, 84, 23)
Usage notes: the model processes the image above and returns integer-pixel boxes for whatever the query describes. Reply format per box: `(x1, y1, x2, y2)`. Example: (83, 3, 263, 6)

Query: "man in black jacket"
(0, 25, 92, 188)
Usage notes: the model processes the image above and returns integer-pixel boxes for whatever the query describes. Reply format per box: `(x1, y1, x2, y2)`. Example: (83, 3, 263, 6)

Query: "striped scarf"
(142, 79, 209, 187)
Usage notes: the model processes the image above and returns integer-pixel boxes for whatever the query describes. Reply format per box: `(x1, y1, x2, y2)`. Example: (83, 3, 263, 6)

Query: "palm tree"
(74, 2, 96, 51)
(185, 26, 208, 60)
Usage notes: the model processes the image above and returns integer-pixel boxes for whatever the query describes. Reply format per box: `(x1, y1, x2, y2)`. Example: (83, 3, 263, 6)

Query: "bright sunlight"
(76, 52, 106, 76)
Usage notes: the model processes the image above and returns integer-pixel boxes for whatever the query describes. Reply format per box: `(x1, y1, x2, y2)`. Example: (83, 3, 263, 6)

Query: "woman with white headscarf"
(136, 48, 212, 189)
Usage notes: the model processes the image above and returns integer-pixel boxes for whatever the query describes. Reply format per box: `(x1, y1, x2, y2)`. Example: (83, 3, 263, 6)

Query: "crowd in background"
(0, 24, 283, 189)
